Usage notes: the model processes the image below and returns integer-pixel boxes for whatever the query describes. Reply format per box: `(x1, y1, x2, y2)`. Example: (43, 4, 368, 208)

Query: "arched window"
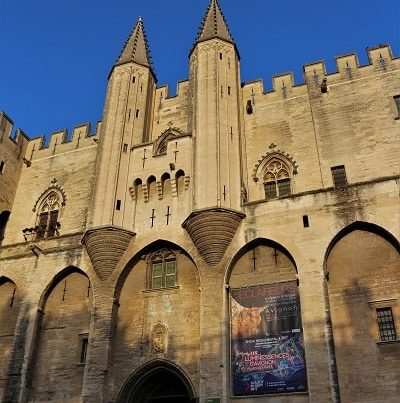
(147, 176, 157, 200)
(175, 170, 185, 196)
(263, 158, 291, 199)
(161, 173, 171, 198)
(36, 191, 60, 239)
(148, 249, 177, 289)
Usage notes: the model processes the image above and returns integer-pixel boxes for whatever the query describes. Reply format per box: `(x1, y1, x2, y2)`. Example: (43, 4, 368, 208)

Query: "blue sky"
(1, 0, 399, 138)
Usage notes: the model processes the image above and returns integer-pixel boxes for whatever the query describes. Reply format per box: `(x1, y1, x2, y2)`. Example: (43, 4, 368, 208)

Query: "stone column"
(81, 283, 116, 403)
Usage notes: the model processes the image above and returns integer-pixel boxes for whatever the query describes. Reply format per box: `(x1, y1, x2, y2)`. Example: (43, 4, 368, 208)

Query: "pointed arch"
(117, 359, 197, 402)
(32, 181, 66, 240)
(153, 127, 185, 156)
(324, 221, 400, 402)
(38, 266, 91, 311)
(32, 181, 66, 213)
(324, 221, 400, 274)
(114, 239, 197, 300)
(225, 237, 297, 285)
(253, 150, 298, 199)
(31, 267, 92, 401)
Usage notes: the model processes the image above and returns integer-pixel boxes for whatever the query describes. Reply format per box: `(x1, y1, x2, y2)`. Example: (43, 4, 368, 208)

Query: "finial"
(138, 16, 143, 22)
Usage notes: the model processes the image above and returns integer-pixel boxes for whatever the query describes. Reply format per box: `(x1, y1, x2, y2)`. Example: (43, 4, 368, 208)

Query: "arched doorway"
(118, 361, 196, 403)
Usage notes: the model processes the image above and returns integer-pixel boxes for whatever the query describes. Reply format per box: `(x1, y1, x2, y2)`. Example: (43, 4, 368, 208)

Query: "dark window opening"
(0, 160, 4, 174)
(132, 76, 136, 83)
(36, 210, 59, 240)
(123, 143, 128, 152)
(331, 165, 348, 188)
(228, 86, 231, 95)
(80, 337, 88, 363)
(136, 109, 140, 118)
(377, 307, 397, 341)
(303, 215, 310, 228)
(116, 200, 121, 210)
(219, 52, 223, 60)
(394, 95, 400, 116)
(0, 211, 10, 245)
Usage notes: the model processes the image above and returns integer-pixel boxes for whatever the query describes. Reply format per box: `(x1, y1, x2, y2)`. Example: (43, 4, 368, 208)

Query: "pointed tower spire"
(115, 17, 155, 76)
(193, 0, 235, 48)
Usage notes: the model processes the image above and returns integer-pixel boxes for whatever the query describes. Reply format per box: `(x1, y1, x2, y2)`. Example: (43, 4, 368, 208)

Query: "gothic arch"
(32, 180, 66, 213)
(225, 237, 298, 285)
(114, 239, 198, 301)
(117, 359, 197, 403)
(324, 221, 400, 275)
(153, 127, 185, 156)
(252, 150, 298, 183)
(324, 221, 400, 402)
(31, 267, 93, 401)
(38, 266, 91, 310)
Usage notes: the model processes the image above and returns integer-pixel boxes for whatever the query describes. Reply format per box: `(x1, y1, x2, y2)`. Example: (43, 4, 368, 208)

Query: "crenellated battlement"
(153, 80, 190, 138)
(0, 112, 30, 159)
(242, 44, 398, 102)
(25, 121, 102, 161)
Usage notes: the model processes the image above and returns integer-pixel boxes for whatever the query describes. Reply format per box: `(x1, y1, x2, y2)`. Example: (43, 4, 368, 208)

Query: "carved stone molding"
(151, 322, 168, 355)
(81, 226, 136, 281)
(182, 207, 245, 266)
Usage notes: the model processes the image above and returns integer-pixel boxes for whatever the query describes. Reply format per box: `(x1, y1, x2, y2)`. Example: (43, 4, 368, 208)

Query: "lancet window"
(36, 191, 61, 239)
(263, 158, 292, 199)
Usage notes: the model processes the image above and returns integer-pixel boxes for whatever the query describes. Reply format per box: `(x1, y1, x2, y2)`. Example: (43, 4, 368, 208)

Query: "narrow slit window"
(80, 337, 88, 364)
(228, 86, 231, 95)
(219, 52, 223, 60)
(394, 95, 400, 116)
(136, 109, 140, 118)
(376, 307, 397, 341)
(132, 76, 136, 83)
(0, 161, 4, 174)
(331, 165, 348, 188)
(303, 215, 309, 228)
(116, 200, 121, 210)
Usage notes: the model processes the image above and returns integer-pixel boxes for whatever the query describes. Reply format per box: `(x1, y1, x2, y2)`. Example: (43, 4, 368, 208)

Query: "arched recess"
(227, 238, 308, 396)
(0, 211, 10, 245)
(30, 267, 92, 402)
(175, 170, 185, 196)
(325, 222, 400, 403)
(117, 359, 197, 403)
(112, 240, 200, 400)
(0, 277, 20, 401)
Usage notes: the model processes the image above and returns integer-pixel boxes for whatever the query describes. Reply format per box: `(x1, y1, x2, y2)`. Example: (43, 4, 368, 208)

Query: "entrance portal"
(117, 361, 196, 403)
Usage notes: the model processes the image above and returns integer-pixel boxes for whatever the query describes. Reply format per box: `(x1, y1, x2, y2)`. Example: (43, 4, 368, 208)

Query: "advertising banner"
(231, 281, 307, 396)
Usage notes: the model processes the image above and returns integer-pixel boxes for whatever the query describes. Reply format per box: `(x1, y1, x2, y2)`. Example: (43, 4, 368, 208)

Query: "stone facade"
(0, 1, 399, 402)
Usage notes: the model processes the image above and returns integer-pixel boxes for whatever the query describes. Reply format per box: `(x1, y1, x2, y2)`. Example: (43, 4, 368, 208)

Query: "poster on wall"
(230, 281, 307, 396)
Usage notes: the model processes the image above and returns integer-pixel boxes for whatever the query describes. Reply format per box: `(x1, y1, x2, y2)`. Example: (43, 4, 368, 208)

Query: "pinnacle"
(115, 17, 154, 73)
(194, 0, 235, 47)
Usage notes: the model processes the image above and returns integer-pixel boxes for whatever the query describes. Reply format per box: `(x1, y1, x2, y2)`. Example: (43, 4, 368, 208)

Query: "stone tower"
(183, 0, 245, 266)
(91, 17, 156, 228)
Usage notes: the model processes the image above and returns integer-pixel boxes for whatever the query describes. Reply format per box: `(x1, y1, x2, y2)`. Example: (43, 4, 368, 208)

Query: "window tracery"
(263, 158, 292, 199)
(36, 191, 61, 239)
(253, 150, 297, 200)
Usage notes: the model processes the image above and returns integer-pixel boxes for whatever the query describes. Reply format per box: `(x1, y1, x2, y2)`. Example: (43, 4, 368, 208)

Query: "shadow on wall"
(26, 269, 92, 402)
(0, 277, 20, 402)
(326, 225, 400, 403)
